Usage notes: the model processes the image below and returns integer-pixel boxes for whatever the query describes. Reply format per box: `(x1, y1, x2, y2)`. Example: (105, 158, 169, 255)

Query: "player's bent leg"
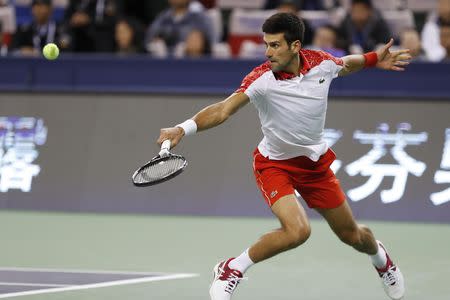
(316, 201, 377, 253)
(250, 194, 311, 262)
(316, 201, 405, 300)
(209, 194, 310, 300)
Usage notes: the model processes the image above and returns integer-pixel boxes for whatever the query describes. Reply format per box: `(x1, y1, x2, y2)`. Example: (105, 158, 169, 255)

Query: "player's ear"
(291, 40, 301, 52)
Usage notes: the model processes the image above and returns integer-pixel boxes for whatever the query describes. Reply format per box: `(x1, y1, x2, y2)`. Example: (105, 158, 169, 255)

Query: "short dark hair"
(262, 12, 305, 45)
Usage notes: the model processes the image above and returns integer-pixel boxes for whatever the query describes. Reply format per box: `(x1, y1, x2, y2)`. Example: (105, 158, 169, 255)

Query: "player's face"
(264, 33, 300, 72)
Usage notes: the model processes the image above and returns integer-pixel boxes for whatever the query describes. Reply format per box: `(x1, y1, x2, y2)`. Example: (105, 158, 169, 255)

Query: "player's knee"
(285, 224, 311, 249)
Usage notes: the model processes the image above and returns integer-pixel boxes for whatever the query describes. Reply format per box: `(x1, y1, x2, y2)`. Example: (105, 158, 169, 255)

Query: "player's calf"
(336, 224, 378, 254)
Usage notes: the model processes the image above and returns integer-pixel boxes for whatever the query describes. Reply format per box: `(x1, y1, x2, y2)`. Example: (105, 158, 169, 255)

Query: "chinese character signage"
(431, 128, 450, 205)
(324, 124, 450, 207)
(345, 123, 427, 204)
(0, 117, 47, 193)
(0, 95, 448, 222)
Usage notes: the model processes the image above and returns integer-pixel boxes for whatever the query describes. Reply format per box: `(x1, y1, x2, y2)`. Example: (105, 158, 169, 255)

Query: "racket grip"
(159, 140, 171, 157)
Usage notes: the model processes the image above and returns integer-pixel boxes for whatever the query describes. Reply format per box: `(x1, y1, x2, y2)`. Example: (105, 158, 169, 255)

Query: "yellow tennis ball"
(42, 43, 59, 60)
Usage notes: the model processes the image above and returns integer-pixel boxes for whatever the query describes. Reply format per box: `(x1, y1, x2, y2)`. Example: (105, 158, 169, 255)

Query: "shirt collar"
(273, 49, 312, 80)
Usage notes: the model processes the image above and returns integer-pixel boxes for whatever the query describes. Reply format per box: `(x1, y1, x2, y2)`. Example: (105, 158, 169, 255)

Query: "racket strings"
(134, 156, 185, 184)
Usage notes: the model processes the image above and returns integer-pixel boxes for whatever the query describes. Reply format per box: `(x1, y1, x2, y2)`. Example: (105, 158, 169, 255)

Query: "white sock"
(370, 240, 388, 269)
(229, 248, 254, 273)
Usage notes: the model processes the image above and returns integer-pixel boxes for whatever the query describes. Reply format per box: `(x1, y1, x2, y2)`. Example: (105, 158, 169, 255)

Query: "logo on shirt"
(319, 77, 325, 84)
(270, 190, 278, 198)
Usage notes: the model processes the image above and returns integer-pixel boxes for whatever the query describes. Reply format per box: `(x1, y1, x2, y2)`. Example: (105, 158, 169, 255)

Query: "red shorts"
(252, 148, 346, 209)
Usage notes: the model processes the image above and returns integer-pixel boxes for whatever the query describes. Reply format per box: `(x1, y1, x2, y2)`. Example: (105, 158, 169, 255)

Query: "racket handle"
(159, 140, 171, 157)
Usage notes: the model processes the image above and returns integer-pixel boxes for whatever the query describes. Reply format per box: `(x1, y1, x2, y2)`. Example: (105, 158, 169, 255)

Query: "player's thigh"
(271, 194, 310, 232)
(295, 169, 346, 210)
(253, 164, 295, 206)
(315, 200, 358, 236)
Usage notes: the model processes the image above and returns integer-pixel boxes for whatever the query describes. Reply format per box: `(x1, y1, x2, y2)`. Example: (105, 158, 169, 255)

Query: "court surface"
(0, 210, 449, 300)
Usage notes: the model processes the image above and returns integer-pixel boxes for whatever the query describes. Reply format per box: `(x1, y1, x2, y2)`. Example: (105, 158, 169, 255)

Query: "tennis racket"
(132, 140, 188, 187)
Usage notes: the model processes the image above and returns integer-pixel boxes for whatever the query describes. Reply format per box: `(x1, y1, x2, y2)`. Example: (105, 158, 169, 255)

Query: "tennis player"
(157, 13, 409, 300)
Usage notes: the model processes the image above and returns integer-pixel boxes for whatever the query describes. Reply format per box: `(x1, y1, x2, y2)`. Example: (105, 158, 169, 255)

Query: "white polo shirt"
(236, 49, 343, 161)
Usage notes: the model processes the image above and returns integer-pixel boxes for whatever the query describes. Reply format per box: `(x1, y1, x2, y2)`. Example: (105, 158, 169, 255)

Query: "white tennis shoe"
(374, 242, 405, 300)
(209, 258, 245, 300)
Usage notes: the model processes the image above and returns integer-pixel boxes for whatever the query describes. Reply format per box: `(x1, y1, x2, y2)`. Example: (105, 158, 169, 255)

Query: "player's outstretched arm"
(374, 38, 412, 71)
(157, 92, 250, 148)
(338, 38, 412, 77)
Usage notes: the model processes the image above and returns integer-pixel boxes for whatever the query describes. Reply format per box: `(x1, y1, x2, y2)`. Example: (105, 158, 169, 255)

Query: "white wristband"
(176, 119, 197, 136)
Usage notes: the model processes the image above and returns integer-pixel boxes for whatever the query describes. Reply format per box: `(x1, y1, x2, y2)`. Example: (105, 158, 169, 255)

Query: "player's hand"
(376, 38, 412, 71)
(157, 127, 184, 149)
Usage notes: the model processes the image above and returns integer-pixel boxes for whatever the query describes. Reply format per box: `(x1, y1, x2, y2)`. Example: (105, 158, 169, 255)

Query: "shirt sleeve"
(319, 51, 344, 78)
(235, 62, 271, 102)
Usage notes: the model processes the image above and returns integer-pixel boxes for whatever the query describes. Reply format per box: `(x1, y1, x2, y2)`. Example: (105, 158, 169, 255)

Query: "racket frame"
(131, 154, 188, 187)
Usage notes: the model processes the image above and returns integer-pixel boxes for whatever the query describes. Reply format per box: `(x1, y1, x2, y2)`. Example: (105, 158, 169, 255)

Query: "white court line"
(0, 282, 71, 287)
(0, 273, 199, 299)
(0, 267, 162, 276)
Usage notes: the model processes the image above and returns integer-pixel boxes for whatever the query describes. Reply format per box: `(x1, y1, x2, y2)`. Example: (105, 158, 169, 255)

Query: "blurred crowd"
(0, 0, 449, 61)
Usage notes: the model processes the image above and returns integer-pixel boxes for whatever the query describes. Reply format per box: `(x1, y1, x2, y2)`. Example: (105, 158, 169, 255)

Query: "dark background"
(0, 92, 448, 222)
